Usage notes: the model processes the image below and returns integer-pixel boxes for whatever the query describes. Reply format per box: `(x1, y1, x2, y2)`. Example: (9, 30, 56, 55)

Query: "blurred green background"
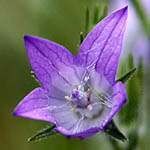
(0, 0, 149, 150)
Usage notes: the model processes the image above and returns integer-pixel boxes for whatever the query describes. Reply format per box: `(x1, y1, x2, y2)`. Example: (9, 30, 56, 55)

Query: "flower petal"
(100, 81, 126, 128)
(13, 87, 67, 123)
(57, 126, 99, 139)
(77, 6, 128, 85)
(51, 103, 80, 133)
(24, 35, 83, 92)
(13, 88, 55, 122)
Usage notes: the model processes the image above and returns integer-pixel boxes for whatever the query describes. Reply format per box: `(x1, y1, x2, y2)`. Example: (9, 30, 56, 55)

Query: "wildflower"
(13, 7, 128, 139)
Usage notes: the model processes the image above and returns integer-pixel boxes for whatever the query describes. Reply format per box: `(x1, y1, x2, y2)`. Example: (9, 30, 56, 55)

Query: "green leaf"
(103, 120, 127, 142)
(128, 53, 134, 69)
(99, 6, 107, 22)
(137, 57, 143, 82)
(93, 7, 99, 24)
(93, 6, 108, 25)
(28, 125, 58, 142)
(85, 8, 89, 35)
(116, 68, 136, 84)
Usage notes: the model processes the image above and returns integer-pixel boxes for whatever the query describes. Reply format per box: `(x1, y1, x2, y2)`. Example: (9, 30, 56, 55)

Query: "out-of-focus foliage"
(0, 0, 149, 150)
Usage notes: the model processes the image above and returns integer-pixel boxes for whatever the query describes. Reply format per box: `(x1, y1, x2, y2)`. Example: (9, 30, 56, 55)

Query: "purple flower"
(13, 7, 128, 139)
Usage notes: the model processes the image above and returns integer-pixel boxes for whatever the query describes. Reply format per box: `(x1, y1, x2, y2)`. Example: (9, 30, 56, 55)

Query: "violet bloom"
(13, 7, 128, 139)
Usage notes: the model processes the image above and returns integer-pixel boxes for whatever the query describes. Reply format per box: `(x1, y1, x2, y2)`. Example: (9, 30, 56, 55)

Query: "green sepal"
(116, 68, 136, 84)
(28, 125, 58, 142)
(103, 120, 127, 142)
(31, 70, 41, 85)
(80, 32, 84, 44)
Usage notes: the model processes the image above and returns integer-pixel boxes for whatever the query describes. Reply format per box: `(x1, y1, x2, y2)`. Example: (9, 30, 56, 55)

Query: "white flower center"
(64, 73, 114, 119)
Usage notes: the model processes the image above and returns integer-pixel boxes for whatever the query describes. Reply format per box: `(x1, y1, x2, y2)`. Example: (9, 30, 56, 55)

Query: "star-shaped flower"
(13, 6, 128, 139)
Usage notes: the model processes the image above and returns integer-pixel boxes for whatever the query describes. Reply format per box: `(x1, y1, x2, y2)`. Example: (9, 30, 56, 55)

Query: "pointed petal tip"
(120, 6, 128, 17)
(114, 6, 128, 13)
(12, 110, 17, 116)
(23, 35, 40, 52)
(24, 35, 34, 46)
(118, 5, 128, 12)
(24, 35, 42, 44)
(24, 34, 31, 40)
(24, 34, 36, 42)
(122, 5, 128, 10)
(122, 6, 128, 15)
(113, 6, 128, 16)
(12, 105, 20, 116)
(13, 111, 20, 118)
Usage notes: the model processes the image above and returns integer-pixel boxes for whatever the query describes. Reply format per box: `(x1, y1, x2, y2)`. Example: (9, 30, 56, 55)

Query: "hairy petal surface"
(24, 35, 83, 93)
(77, 6, 128, 85)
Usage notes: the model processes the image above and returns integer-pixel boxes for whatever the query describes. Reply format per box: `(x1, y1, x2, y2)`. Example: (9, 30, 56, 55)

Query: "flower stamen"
(64, 96, 73, 101)
(88, 89, 92, 101)
(87, 104, 93, 111)
(75, 85, 78, 90)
